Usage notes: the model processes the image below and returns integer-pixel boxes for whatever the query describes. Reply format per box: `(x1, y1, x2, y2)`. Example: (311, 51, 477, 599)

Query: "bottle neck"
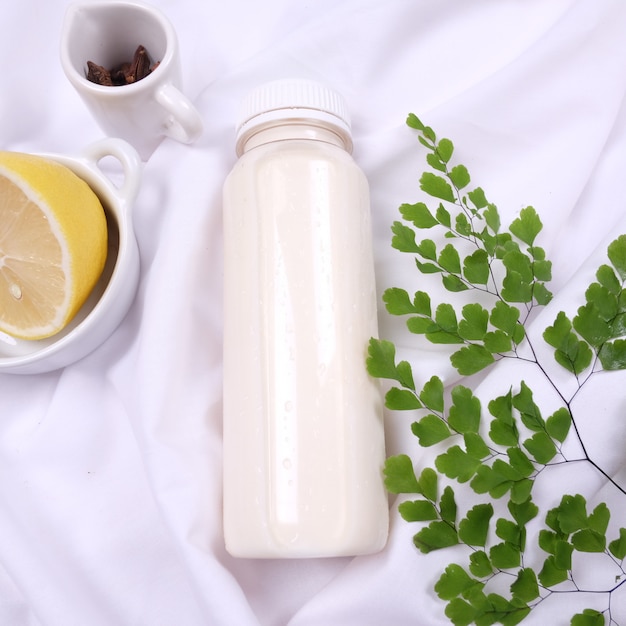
(237, 121, 351, 155)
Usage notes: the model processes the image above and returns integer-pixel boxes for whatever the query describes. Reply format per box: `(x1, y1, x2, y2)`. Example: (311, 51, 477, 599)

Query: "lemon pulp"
(0, 152, 108, 340)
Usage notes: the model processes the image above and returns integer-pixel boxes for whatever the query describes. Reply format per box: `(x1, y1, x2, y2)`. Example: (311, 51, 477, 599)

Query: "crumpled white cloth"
(1, 0, 626, 624)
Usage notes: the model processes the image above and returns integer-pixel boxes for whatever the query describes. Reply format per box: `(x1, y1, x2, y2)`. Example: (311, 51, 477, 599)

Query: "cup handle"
(155, 83, 204, 145)
(81, 138, 143, 205)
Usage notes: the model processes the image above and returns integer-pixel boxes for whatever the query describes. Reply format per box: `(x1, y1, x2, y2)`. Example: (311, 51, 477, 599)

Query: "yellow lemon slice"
(0, 152, 108, 340)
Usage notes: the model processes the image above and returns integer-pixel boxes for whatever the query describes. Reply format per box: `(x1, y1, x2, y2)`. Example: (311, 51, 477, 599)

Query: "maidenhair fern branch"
(368, 114, 626, 625)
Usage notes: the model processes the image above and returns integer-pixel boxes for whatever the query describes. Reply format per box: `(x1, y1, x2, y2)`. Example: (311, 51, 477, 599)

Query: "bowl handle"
(81, 138, 143, 205)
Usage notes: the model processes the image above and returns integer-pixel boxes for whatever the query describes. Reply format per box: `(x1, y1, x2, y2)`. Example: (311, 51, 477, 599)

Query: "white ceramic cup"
(60, 0, 203, 160)
(0, 138, 142, 375)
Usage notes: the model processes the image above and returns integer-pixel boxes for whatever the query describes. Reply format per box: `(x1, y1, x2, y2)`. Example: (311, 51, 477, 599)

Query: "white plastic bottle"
(222, 79, 389, 558)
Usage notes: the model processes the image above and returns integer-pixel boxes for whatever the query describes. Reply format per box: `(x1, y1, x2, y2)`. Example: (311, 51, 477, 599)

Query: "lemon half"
(0, 152, 108, 340)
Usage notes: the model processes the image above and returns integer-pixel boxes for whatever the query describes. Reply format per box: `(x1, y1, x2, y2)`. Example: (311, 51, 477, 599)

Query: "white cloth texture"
(1, 0, 626, 624)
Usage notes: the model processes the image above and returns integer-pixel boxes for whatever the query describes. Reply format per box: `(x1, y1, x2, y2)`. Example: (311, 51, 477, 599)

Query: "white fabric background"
(1, 0, 626, 624)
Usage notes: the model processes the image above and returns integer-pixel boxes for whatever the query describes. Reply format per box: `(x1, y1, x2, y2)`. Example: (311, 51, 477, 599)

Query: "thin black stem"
(523, 334, 626, 496)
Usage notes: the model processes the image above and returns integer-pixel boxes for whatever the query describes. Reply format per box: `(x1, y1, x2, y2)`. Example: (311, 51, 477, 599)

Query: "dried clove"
(86, 61, 114, 86)
(86, 45, 158, 86)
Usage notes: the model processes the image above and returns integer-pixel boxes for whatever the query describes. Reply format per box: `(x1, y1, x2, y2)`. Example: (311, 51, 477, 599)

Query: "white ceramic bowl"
(0, 138, 142, 374)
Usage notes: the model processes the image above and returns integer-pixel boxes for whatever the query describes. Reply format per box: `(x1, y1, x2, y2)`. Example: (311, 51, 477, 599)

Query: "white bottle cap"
(235, 79, 353, 156)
